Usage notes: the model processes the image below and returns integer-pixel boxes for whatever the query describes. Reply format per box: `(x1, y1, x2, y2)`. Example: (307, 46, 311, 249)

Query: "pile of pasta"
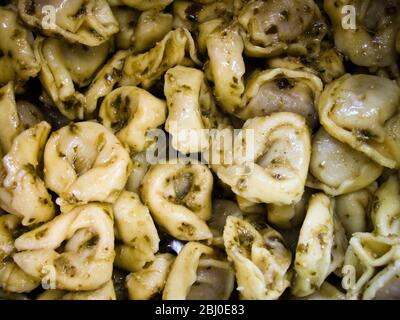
(0, 0, 400, 300)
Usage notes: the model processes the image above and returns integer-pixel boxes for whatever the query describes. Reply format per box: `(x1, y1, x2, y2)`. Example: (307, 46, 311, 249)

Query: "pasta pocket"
(0, 122, 55, 226)
(34, 37, 111, 120)
(223, 216, 292, 300)
(0, 7, 40, 89)
(113, 191, 159, 272)
(237, 68, 323, 129)
(163, 242, 234, 300)
(319, 74, 400, 169)
(140, 162, 213, 241)
(238, 0, 327, 58)
(44, 121, 132, 212)
(307, 128, 383, 196)
(126, 253, 175, 300)
(324, 0, 400, 67)
(13, 203, 115, 291)
(18, 0, 119, 46)
(213, 112, 311, 205)
(164, 66, 230, 154)
(121, 28, 200, 88)
(99, 86, 167, 153)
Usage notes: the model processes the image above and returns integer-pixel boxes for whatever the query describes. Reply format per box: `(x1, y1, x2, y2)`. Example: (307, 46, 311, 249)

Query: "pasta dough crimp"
(164, 65, 231, 154)
(0, 121, 55, 226)
(18, 0, 119, 46)
(13, 203, 115, 291)
(213, 112, 311, 205)
(113, 191, 160, 272)
(319, 74, 400, 169)
(307, 128, 383, 196)
(223, 216, 292, 300)
(99, 86, 167, 153)
(141, 162, 213, 241)
(0, 7, 40, 89)
(121, 28, 201, 89)
(44, 121, 132, 212)
(163, 242, 234, 300)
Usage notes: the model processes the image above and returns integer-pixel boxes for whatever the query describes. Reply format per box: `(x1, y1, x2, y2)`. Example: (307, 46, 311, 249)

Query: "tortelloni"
(109, 0, 173, 11)
(292, 193, 346, 297)
(238, 0, 327, 58)
(324, 0, 400, 68)
(164, 66, 230, 154)
(140, 162, 213, 241)
(18, 0, 119, 46)
(13, 203, 115, 291)
(34, 37, 111, 120)
(44, 121, 132, 212)
(307, 128, 383, 196)
(237, 68, 323, 129)
(120, 28, 201, 89)
(0, 7, 40, 89)
(223, 216, 292, 300)
(113, 191, 160, 272)
(213, 112, 311, 205)
(371, 176, 400, 237)
(163, 242, 234, 300)
(319, 74, 400, 169)
(126, 253, 174, 300)
(99, 86, 167, 153)
(0, 122, 55, 226)
(335, 183, 377, 237)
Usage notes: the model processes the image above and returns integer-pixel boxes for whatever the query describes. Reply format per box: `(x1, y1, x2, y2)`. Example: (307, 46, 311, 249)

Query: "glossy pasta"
(0, 0, 399, 301)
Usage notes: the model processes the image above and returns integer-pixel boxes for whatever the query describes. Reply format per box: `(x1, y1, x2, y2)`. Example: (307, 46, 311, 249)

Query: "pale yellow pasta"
(34, 37, 111, 120)
(140, 162, 213, 241)
(18, 0, 119, 46)
(99, 86, 167, 153)
(0, 122, 55, 226)
(0, 83, 22, 154)
(0, 7, 40, 89)
(335, 183, 377, 237)
(307, 128, 383, 196)
(236, 196, 265, 214)
(110, 0, 173, 11)
(126, 253, 175, 300)
(44, 121, 132, 212)
(371, 176, 400, 237)
(213, 112, 311, 205)
(37, 281, 116, 300)
(121, 28, 201, 88)
(319, 74, 400, 169)
(292, 193, 334, 297)
(113, 191, 159, 272)
(324, 0, 400, 67)
(0, 214, 19, 262)
(237, 68, 323, 129)
(125, 152, 150, 194)
(163, 242, 234, 300)
(223, 216, 292, 300)
(0, 260, 40, 293)
(13, 203, 115, 291)
(292, 282, 346, 300)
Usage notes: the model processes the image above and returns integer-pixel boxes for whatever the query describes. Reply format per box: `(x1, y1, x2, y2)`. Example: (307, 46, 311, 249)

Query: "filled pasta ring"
(237, 68, 323, 129)
(121, 28, 201, 89)
(0, 7, 40, 89)
(44, 121, 132, 211)
(113, 191, 160, 272)
(140, 161, 213, 241)
(223, 216, 292, 300)
(319, 74, 400, 169)
(99, 86, 166, 153)
(307, 128, 383, 196)
(213, 112, 311, 205)
(18, 0, 119, 47)
(13, 203, 115, 291)
(324, 0, 400, 68)
(292, 193, 335, 297)
(163, 242, 234, 300)
(0, 122, 55, 226)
